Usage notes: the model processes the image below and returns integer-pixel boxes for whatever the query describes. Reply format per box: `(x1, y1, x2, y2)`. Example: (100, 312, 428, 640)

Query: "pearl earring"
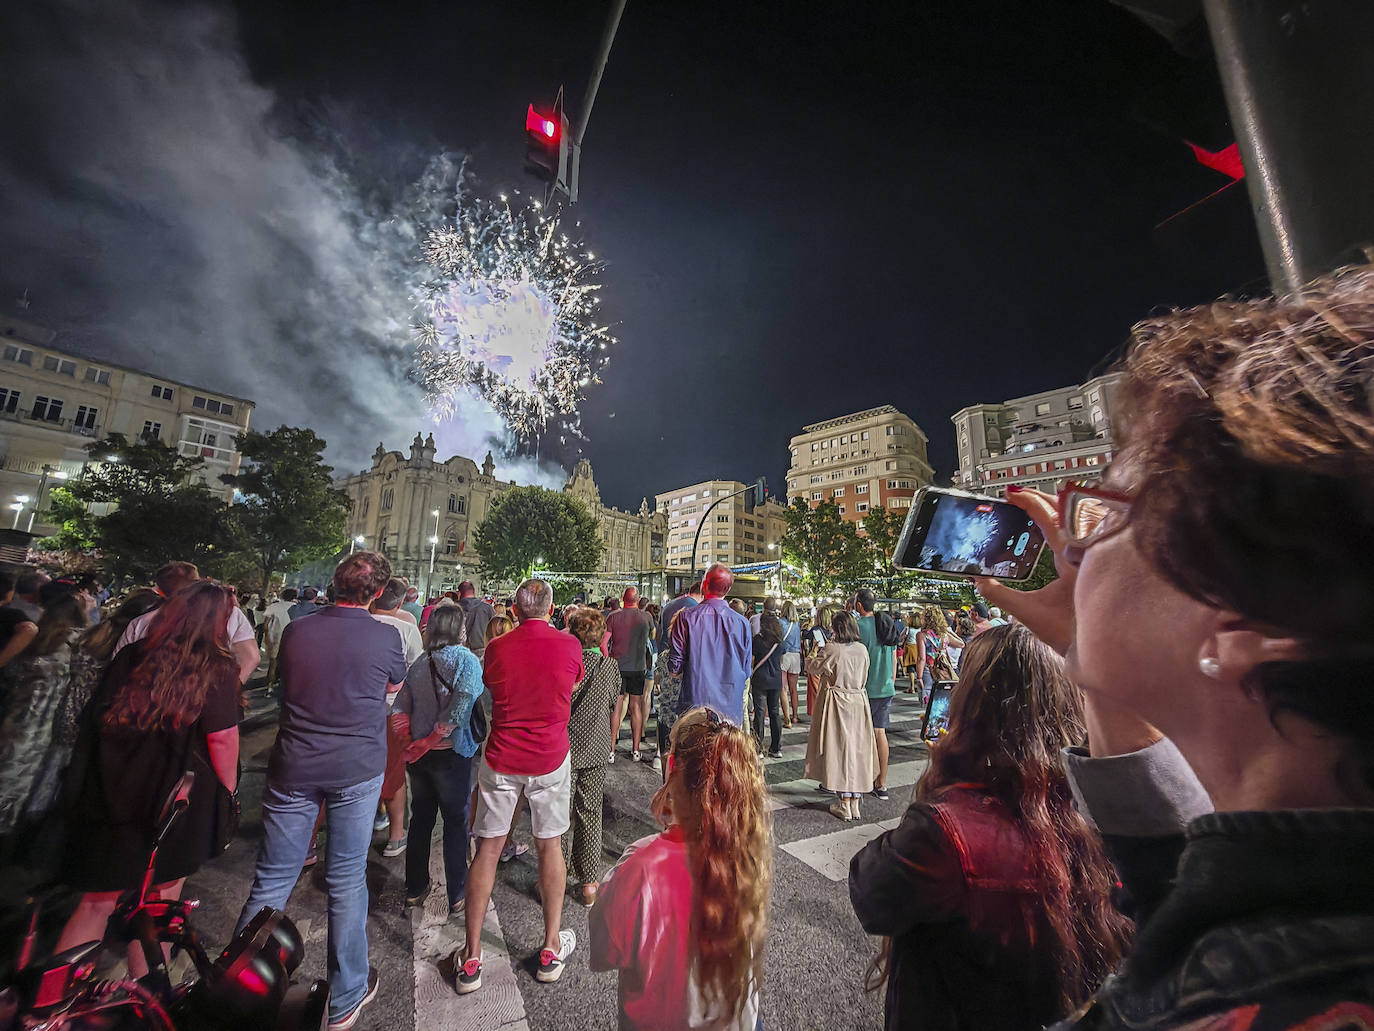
(1199, 657, 1221, 679)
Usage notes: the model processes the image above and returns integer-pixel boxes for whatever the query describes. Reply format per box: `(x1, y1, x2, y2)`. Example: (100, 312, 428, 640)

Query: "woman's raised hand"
(973, 487, 1076, 656)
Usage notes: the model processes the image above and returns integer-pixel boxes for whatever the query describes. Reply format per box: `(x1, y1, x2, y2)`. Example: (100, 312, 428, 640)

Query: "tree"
(40, 434, 241, 583)
(780, 498, 868, 599)
(225, 426, 352, 590)
(859, 503, 908, 598)
(473, 486, 603, 588)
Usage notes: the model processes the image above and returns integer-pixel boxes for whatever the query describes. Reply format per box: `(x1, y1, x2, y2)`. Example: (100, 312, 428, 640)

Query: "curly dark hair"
(566, 606, 606, 649)
(1115, 264, 1374, 782)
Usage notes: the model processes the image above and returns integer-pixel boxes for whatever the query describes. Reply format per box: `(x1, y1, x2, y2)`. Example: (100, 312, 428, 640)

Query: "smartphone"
(812, 628, 826, 647)
(892, 486, 1046, 581)
(922, 681, 955, 742)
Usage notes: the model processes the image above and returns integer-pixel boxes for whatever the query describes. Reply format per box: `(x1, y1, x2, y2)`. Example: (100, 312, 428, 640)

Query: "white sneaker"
(630, 750, 641, 763)
(535, 929, 577, 983)
(650, 755, 662, 772)
(607, 749, 615, 765)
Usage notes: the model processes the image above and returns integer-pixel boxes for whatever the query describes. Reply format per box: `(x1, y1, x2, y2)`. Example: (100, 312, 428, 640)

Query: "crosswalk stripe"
(780, 817, 902, 881)
(412, 831, 530, 1031)
(766, 758, 928, 812)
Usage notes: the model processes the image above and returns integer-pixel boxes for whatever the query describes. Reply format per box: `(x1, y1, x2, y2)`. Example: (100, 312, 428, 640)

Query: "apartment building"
(0, 314, 253, 532)
(951, 373, 1121, 496)
(657, 479, 787, 571)
(784, 405, 934, 528)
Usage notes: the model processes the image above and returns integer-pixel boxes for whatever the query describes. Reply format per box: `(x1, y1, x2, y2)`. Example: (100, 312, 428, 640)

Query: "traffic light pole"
(575, 0, 628, 148)
(1201, 0, 1374, 291)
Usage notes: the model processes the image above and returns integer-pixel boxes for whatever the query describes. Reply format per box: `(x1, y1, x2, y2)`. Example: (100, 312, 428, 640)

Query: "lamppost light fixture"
(51, 471, 68, 480)
(106, 455, 119, 462)
(431, 509, 439, 517)
(429, 536, 438, 544)
(8, 503, 23, 511)
(354, 534, 365, 543)
(15, 495, 30, 503)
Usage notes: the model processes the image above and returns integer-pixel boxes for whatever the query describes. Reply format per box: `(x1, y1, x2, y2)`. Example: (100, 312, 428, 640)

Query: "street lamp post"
(350, 534, 365, 554)
(427, 509, 440, 599)
(10, 499, 27, 529)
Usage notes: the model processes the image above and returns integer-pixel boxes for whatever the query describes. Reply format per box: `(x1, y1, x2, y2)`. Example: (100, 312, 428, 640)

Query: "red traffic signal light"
(526, 104, 559, 142)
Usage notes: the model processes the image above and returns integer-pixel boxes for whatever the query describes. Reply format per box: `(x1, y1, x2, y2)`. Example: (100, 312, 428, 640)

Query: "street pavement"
(183, 675, 931, 1031)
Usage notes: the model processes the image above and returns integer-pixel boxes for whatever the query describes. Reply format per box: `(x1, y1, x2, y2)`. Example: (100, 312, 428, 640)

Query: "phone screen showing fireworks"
(893, 488, 1046, 581)
(923, 682, 954, 742)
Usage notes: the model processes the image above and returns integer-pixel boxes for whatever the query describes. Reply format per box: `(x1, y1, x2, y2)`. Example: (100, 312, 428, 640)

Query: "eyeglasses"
(1058, 481, 1135, 547)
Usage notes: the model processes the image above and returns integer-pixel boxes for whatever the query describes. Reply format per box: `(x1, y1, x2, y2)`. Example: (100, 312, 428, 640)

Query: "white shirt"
(372, 612, 424, 707)
(263, 600, 295, 651)
(118, 604, 255, 653)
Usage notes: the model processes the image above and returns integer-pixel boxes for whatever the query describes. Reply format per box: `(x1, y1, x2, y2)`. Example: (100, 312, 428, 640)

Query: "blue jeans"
(405, 748, 473, 907)
(235, 772, 383, 1022)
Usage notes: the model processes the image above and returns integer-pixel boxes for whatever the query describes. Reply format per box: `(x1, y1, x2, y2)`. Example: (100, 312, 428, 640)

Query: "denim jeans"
(752, 688, 782, 752)
(405, 749, 473, 907)
(235, 771, 383, 1022)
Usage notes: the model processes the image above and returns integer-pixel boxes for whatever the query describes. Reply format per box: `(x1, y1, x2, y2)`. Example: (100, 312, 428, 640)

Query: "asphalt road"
(181, 677, 931, 1031)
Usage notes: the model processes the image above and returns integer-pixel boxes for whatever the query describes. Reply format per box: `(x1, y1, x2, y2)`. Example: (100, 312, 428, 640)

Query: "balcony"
(0, 407, 99, 437)
(178, 439, 238, 463)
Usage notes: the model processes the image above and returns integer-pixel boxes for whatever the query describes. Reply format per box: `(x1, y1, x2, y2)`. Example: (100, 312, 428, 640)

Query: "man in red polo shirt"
(456, 578, 585, 995)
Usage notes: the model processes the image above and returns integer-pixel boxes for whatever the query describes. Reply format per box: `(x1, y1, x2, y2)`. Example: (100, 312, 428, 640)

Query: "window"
(681, 493, 697, 503)
(0, 388, 18, 414)
(701, 489, 712, 498)
(1068, 395, 1084, 410)
(192, 395, 233, 416)
(716, 540, 729, 549)
(142, 420, 162, 440)
(716, 554, 729, 563)
(856, 502, 869, 513)
(716, 514, 729, 523)
(151, 384, 174, 400)
(1089, 391, 1100, 403)
(381, 488, 394, 510)
(446, 534, 458, 555)
(856, 483, 868, 494)
(885, 461, 897, 471)
(832, 486, 845, 497)
(743, 531, 755, 540)
(811, 490, 823, 499)
(1084, 455, 1100, 467)
(837, 505, 846, 514)
(861, 431, 869, 440)
(74, 405, 98, 434)
(42, 356, 76, 376)
(1035, 401, 1051, 416)
(811, 443, 819, 452)
(810, 474, 822, 484)
(84, 367, 111, 385)
(362, 496, 370, 516)
(3, 346, 33, 365)
(820, 440, 828, 449)
(790, 448, 798, 458)
(888, 497, 912, 509)
(31, 395, 62, 422)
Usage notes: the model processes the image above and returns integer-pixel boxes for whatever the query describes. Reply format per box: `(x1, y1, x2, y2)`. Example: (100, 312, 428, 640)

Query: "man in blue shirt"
(667, 564, 751, 726)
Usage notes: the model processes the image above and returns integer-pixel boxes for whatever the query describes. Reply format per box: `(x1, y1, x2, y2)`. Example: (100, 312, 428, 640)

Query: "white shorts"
(472, 753, 572, 840)
(780, 651, 802, 675)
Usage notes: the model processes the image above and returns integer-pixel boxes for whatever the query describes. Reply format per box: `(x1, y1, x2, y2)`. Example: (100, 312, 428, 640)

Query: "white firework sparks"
(413, 195, 614, 448)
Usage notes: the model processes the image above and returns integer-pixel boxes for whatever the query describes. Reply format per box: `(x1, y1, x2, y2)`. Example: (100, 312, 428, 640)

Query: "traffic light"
(743, 477, 767, 514)
(525, 102, 571, 193)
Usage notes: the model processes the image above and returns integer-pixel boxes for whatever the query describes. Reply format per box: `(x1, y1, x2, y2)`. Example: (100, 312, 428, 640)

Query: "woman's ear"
(1201, 612, 1306, 692)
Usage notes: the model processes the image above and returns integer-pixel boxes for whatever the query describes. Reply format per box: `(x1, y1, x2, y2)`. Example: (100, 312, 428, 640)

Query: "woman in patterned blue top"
(395, 603, 485, 915)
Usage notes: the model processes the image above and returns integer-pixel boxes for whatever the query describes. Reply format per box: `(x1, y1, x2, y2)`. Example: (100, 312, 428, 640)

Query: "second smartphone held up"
(892, 487, 1046, 582)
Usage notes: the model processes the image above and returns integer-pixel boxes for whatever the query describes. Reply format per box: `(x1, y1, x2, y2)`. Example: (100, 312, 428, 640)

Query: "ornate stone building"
(335, 436, 664, 598)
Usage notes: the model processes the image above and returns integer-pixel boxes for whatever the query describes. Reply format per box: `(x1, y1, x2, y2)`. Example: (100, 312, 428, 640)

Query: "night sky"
(1, 0, 1261, 510)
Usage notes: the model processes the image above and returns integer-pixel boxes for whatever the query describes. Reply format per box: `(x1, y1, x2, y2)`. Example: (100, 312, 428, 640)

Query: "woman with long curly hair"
(591, 707, 772, 1030)
(850, 623, 1131, 1030)
(57, 581, 241, 973)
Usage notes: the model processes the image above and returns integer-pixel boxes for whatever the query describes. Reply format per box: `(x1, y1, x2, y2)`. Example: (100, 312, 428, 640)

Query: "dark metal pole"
(1202, 0, 1374, 291)
(576, 0, 629, 147)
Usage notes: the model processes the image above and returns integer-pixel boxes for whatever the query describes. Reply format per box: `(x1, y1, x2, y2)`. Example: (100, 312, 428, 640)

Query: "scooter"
(1, 772, 328, 1030)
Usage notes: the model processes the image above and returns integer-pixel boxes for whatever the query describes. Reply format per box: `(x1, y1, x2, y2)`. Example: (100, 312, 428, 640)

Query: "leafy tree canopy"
(225, 426, 351, 589)
(40, 434, 240, 583)
(473, 486, 603, 588)
(780, 498, 868, 599)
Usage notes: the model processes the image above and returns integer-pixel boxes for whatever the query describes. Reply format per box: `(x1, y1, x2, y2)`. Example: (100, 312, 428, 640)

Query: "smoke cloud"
(0, 0, 565, 487)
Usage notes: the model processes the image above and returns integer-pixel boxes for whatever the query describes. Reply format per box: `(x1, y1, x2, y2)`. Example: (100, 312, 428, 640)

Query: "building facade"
(656, 479, 787, 572)
(785, 405, 935, 528)
(337, 438, 664, 597)
(0, 313, 253, 533)
(951, 373, 1122, 496)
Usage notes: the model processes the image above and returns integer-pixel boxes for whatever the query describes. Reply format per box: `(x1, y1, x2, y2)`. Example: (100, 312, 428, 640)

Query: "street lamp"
(350, 534, 365, 554)
(9, 500, 25, 529)
(427, 509, 440, 599)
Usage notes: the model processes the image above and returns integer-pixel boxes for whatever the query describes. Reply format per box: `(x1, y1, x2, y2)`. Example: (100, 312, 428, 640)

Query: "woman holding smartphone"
(975, 267, 1374, 1029)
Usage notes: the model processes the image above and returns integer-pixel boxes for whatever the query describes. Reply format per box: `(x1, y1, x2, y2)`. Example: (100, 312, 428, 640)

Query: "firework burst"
(412, 194, 614, 451)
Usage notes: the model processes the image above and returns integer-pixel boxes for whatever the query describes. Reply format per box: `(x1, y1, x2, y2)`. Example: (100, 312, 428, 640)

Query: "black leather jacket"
(1056, 745, 1374, 1031)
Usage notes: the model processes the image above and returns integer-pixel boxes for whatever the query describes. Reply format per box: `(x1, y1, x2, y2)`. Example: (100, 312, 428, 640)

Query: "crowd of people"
(1, 267, 1372, 1029)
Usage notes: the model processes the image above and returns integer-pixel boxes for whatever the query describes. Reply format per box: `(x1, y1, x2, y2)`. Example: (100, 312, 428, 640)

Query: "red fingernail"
(1006, 485, 1023, 493)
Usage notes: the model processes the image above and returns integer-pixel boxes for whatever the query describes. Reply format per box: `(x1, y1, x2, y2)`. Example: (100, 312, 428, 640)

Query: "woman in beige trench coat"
(803, 610, 877, 820)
